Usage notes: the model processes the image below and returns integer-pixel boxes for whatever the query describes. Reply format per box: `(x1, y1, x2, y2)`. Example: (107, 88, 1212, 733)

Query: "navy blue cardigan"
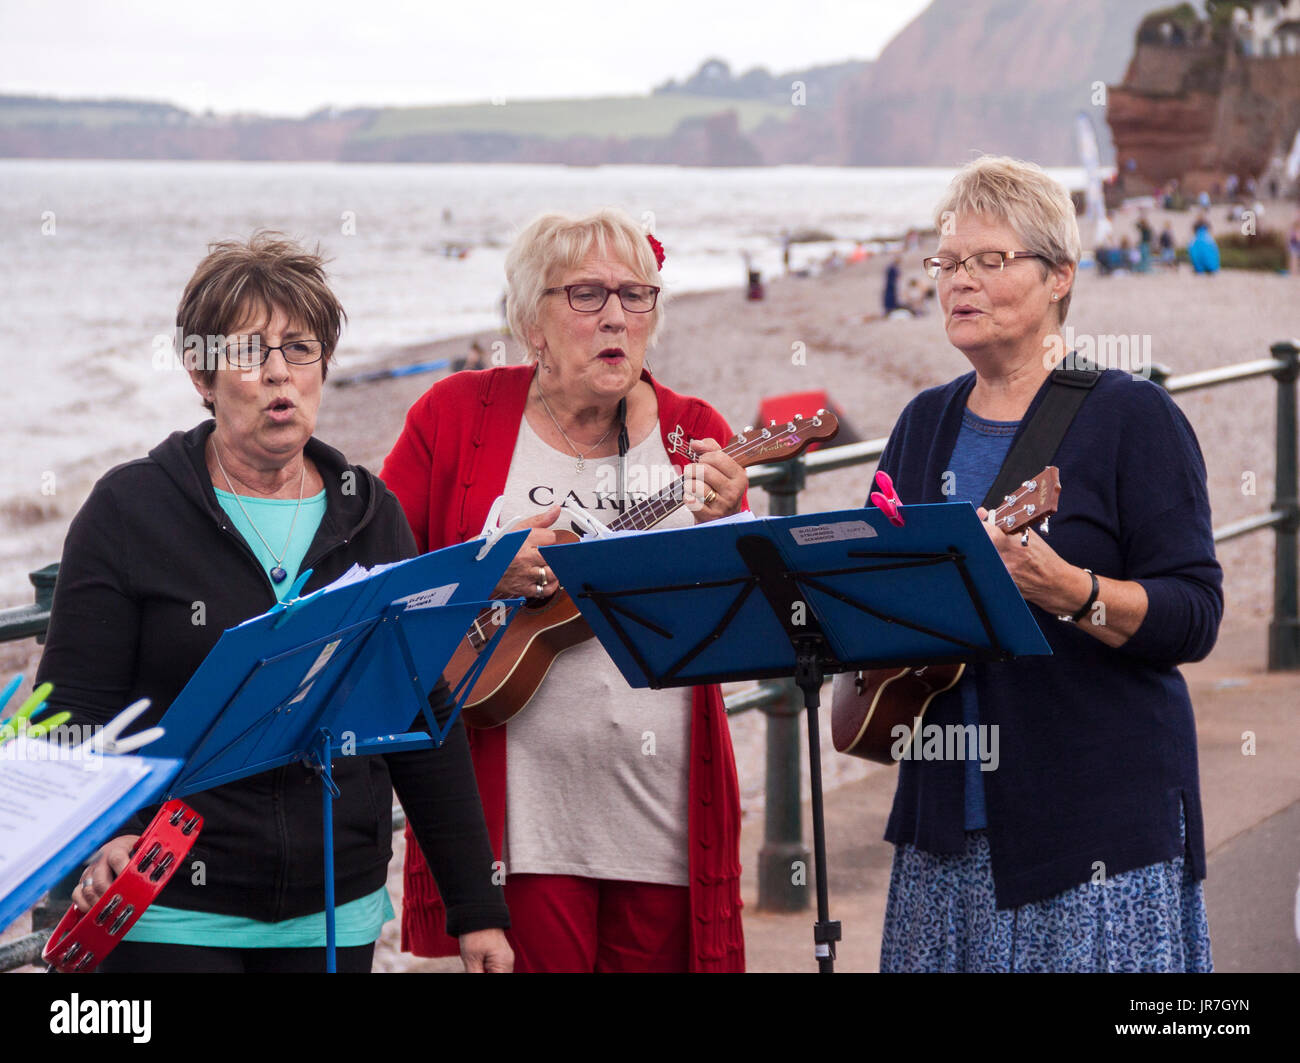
(875, 368, 1223, 908)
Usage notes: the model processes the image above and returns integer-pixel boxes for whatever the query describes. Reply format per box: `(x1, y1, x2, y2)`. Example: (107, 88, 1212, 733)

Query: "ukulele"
(830, 467, 1061, 763)
(451, 411, 840, 729)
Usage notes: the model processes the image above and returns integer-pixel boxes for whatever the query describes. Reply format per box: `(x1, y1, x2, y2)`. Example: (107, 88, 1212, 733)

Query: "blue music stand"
(542, 504, 1050, 973)
(148, 533, 526, 971)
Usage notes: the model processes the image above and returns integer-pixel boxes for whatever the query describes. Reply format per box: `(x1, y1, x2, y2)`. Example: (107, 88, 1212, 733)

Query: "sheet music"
(0, 739, 151, 903)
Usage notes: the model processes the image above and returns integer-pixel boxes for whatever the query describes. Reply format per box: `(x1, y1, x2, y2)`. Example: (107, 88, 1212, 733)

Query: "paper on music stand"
(0, 739, 180, 933)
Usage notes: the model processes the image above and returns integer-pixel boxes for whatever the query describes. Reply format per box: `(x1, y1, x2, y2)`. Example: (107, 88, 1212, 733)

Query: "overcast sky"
(0, 0, 931, 115)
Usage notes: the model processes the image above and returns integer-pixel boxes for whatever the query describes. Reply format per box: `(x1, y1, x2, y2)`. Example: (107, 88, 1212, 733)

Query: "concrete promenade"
(738, 613, 1300, 974)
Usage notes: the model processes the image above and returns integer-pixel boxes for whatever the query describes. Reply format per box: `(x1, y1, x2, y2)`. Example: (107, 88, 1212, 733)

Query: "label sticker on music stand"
(395, 583, 459, 610)
(289, 639, 341, 704)
(789, 521, 878, 546)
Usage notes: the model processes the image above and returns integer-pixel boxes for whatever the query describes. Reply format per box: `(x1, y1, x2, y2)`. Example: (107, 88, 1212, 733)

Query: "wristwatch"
(1059, 568, 1099, 623)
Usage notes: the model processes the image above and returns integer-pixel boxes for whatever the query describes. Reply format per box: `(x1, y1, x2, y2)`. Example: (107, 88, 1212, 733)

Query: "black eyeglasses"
(222, 339, 325, 369)
(922, 250, 1043, 280)
(542, 284, 660, 313)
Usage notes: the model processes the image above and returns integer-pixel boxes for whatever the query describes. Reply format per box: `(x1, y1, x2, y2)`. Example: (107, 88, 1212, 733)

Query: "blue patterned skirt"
(880, 828, 1212, 973)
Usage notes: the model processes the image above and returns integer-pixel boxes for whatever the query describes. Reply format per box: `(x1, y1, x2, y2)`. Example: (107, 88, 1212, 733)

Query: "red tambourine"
(43, 798, 202, 973)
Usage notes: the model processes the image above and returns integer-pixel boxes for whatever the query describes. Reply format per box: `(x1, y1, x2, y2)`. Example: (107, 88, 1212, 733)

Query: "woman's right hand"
(493, 505, 563, 600)
(72, 835, 138, 913)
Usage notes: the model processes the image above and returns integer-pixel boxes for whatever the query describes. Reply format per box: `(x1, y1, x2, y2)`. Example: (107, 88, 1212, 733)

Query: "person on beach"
(38, 232, 511, 973)
(872, 156, 1222, 972)
(381, 208, 748, 973)
(1159, 223, 1177, 269)
(883, 255, 904, 315)
(1189, 219, 1220, 274)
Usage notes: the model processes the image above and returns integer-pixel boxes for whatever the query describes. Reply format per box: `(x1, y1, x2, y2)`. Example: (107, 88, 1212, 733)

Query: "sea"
(0, 160, 1086, 599)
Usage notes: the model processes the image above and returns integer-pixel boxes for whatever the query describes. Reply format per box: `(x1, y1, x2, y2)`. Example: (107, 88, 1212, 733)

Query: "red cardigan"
(380, 365, 746, 972)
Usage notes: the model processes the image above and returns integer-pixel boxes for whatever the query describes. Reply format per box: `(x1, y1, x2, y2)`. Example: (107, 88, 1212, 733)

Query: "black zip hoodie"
(37, 421, 508, 933)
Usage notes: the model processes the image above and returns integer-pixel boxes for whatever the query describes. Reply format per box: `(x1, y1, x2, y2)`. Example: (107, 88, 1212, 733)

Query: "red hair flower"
(646, 233, 666, 270)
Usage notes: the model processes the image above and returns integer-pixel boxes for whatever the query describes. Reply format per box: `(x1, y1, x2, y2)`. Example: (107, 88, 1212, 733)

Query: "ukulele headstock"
(729, 409, 840, 468)
(992, 466, 1061, 534)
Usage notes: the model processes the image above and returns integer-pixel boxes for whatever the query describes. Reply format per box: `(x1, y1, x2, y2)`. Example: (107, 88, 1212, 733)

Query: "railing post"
(756, 458, 811, 911)
(31, 564, 57, 645)
(1269, 341, 1300, 669)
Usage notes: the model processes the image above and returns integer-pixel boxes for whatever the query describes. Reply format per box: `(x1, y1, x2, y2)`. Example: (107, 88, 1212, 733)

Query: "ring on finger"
(536, 566, 546, 584)
(81, 876, 93, 890)
(703, 489, 718, 506)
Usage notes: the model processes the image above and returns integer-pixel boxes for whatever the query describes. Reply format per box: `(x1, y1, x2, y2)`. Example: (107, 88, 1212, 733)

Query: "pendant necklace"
(212, 439, 306, 584)
(536, 380, 615, 473)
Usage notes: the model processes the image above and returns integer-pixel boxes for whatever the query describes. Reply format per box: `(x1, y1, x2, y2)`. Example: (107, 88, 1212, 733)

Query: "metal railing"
(1, 346, 1296, 967)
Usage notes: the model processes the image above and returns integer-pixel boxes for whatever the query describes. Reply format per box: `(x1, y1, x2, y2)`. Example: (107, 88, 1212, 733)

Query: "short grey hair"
(934, 156, 1082, 322)
(505, 208, 665, 356)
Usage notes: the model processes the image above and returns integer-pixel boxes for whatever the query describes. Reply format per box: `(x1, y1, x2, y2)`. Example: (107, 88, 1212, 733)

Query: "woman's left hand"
(458, 927, 514, 973)
(683, 438, 747, 523)
(976, 507, 1088, 616)
(976, 507, 1148, 646)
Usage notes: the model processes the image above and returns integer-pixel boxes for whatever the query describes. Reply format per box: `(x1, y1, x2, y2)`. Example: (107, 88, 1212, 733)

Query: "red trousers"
(503, 874, 691, 973)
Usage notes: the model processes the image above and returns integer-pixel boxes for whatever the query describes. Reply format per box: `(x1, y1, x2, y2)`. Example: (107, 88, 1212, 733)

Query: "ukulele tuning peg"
(744, 425, 753, 434)
(1041, 516, 1050, 534)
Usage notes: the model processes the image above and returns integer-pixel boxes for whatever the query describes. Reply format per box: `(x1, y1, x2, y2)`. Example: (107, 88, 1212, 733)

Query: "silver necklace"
(212, 439, 306, 584)
(535, 380, 615, 472)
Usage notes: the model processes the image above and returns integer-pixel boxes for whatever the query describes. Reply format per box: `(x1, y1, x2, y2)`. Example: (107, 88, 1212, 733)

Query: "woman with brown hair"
(39, 232, 511, 973)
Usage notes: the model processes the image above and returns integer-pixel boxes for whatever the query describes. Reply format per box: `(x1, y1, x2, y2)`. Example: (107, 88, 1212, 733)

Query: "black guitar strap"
(980, 358, 1101, 510)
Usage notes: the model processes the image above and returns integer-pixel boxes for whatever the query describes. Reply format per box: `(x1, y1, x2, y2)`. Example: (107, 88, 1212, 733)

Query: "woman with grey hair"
(872, 157, 1222, 971)
(382, 208, 748, 972)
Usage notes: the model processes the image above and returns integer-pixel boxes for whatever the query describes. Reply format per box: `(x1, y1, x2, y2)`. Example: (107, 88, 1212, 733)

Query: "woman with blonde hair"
(382, 208, 748, 972)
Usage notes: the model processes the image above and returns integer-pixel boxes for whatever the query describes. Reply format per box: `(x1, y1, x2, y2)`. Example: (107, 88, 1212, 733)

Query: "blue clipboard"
(0, 753, 180, 934)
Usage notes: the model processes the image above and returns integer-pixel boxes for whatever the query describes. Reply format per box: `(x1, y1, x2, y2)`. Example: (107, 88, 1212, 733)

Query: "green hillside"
(356, 94, 791, 141)
(0, 95, 187, 127)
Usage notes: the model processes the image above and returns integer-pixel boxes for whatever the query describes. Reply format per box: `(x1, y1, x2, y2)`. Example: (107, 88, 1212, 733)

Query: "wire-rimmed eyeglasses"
(922, 250, 1043, 280)
(222, 339, 324, 369)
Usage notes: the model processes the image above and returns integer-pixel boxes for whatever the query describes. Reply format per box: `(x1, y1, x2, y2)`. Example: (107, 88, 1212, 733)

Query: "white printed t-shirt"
(501, 415, 693, 886)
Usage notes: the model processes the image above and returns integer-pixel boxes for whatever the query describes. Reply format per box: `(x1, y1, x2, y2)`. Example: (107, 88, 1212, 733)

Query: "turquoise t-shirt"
(127, 488, 394, 948)
(213, 486, 327, 601)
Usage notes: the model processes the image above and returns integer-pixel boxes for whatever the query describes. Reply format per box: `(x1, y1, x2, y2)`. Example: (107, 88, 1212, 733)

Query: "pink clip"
(870, 470, 905, 527)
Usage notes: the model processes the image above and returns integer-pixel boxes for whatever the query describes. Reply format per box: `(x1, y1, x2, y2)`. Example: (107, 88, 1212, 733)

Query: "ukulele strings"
(607, 418, 823, 533)
(465, 417, 826, 649)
